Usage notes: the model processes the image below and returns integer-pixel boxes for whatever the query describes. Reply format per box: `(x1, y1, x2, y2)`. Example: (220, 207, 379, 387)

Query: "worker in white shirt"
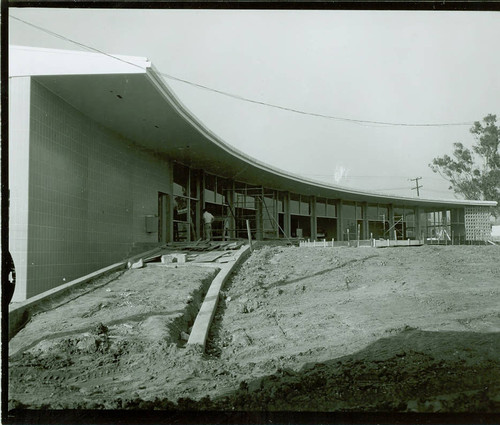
(202, 209, 215, 241)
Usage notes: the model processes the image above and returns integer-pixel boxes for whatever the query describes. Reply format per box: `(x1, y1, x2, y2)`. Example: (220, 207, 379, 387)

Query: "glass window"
(245, 196, 255, 210)
(246, 186, 260, 210)
(190, 170, 197, 198)
(379, 205, 389, 222)
(204, 174, 216, 203)
(367, 205, 378, 220)
(235, 191, 246, 208)
(342, 202, 356, 220)
(245, 194, 256, 210)
(394, 206, 405, 218)
(216, 177, 228, 205)
(326, 199, 336, 217)
(277, 192, 285, 213)
(427, 211, 434, 226)
(436, 211, 443, 225)
(174, 196, 188, 221)
(290, 193, 300, 215)
(263, 194, 275, 213)
(316, 198, 327, 217)
(301, 196, 310, 215)
(173, 163, 189, 197)
(356, 204, 363, 220)
(405, 208, 416, 225)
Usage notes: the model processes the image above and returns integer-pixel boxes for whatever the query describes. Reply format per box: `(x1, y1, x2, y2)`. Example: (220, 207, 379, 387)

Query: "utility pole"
(409, 177, 423, 197)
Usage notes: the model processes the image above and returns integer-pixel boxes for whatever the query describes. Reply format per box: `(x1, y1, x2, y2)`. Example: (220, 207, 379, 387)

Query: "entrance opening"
(368, 220, 387, 239)
(316, 217, 337, 240)
(291, 215, 311, 238)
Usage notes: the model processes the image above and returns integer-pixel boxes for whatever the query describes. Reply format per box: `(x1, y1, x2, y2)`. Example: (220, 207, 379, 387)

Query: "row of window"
(173, 162, 466, 241)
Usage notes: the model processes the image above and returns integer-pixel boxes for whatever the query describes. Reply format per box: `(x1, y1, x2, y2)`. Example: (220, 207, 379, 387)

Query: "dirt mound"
(8, 245, 500, 413)
(211, 328, 500, 412)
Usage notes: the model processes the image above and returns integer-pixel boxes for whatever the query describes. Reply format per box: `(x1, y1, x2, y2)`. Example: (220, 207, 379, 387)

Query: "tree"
(429, 114, 500, 217)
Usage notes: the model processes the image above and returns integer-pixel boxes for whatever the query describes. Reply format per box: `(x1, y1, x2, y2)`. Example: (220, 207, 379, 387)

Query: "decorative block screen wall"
(464, 206, 491, 241)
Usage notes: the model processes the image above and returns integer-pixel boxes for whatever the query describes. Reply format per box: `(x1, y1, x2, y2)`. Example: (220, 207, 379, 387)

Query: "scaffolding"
(209, 186, 288, 241)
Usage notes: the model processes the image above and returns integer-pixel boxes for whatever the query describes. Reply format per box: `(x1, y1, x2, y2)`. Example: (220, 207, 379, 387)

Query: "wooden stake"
(246, 219, 253, 252)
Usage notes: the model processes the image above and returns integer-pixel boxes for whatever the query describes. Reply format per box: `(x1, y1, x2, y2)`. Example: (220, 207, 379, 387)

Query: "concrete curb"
(187, 244, 252, 351)
(8, 262, 127, 340)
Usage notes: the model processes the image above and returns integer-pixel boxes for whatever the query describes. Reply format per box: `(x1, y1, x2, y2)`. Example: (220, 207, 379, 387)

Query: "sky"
(8, 8, 500, 200)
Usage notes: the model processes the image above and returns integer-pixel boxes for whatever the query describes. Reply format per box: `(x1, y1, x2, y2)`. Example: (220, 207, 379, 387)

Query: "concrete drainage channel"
(186, 245, 252, 351)
(142, 244, 251, 349)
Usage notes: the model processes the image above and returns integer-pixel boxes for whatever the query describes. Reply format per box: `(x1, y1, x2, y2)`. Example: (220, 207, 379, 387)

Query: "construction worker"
(202, 209, 215, 241)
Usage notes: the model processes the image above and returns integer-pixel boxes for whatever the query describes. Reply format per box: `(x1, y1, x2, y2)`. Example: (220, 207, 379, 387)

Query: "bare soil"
(8, 245, 500, 413)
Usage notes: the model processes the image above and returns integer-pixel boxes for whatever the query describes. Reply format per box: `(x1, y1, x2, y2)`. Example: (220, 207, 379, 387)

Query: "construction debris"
(160, 254, 186, 264)
(192, 252, 227, 263)
(166, 240, 243, 252)
(128, 240, 247, 267)
(128, 258, 144, 269)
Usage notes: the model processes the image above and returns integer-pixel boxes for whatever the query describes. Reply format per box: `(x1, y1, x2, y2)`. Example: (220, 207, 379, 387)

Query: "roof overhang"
(10, 45, 497, 210)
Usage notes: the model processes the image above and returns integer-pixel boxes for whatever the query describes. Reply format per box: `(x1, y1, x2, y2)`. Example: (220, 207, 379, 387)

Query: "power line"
(11, 15, 475, 129)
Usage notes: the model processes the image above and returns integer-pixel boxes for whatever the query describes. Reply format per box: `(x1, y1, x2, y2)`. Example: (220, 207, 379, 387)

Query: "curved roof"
(10, 45, 497, 209)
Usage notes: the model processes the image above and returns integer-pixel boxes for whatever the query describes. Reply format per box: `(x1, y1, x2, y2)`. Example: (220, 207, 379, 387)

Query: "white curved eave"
(9, 45, 150, 77)
(146, 67, 497, 210)
(12, 45, 496, 210)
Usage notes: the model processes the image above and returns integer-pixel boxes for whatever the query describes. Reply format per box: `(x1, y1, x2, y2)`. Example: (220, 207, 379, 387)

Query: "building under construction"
(8, 46, 497, 302)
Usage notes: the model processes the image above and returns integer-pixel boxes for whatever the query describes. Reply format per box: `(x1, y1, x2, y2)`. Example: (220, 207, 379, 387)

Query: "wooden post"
(246, 219, 253, 252)
(347, 228, 350, 247)
(357, 224, 360, 247)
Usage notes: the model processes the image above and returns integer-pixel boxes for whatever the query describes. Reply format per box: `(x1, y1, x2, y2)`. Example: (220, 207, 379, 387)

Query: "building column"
(168, 163, 175, 243)
(337, 200, 343, 241)
(284, 192, 291, 239)
(194, 170, 201, 240)
(227, 180, 236, 239)
(415, 206, 422, 242)
(9, 77, 31, 301)
(255, 187, 263, 240)
(275, 194, 280, 238)
(310, 196, 317, 240)
(362, 202, 369, 239)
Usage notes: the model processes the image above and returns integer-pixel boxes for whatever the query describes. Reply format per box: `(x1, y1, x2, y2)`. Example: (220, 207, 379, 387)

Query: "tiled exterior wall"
(9, 77, 31, 301)
(23, 79, 172, 299)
